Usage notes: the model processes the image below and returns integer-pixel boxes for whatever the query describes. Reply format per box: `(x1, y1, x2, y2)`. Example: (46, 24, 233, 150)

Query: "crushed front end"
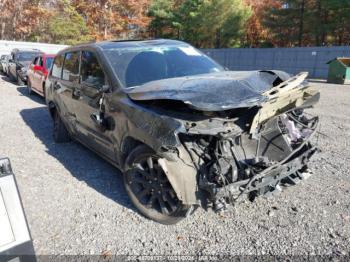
(176, 73, 320, 212)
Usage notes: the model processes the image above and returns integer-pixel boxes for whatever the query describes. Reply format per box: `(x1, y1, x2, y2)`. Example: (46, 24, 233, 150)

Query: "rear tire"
(8, 71, 15, 82)
(53, 110, 71, 143)
(124, 145, 194, 225)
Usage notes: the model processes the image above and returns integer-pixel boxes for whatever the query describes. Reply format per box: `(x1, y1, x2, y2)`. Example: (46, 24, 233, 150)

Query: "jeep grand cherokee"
(45, 39, 320, 224)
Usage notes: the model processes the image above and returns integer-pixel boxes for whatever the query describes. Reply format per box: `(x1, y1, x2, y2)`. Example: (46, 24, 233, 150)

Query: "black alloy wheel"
(124, 145, 193, 224)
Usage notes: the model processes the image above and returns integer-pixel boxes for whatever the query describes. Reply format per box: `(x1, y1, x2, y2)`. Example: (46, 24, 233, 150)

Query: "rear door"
(51, 52, 79, 132)
(73, 50, 115, 161)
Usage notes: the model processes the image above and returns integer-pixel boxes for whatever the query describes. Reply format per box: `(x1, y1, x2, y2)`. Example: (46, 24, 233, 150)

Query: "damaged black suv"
(45, 39, 320, 224)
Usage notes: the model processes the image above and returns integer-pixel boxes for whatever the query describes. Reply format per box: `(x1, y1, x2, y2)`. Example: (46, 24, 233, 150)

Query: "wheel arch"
(121, 137, 198, 206)
(120, 136, 149, 166)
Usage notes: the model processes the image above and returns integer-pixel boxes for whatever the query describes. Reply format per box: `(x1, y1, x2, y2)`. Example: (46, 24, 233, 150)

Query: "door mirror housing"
(81, 81, 109, 99)
(99, 85, 110, 93)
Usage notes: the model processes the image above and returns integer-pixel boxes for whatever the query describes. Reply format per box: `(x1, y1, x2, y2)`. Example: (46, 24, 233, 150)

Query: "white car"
(0, 157, 34, 258)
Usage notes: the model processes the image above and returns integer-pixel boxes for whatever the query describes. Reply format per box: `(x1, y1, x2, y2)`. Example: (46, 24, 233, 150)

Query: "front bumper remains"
(215, 145, 318, 200)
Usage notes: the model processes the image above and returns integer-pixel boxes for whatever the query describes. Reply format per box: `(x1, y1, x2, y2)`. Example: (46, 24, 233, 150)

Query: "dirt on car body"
(44, 39, 320, 224)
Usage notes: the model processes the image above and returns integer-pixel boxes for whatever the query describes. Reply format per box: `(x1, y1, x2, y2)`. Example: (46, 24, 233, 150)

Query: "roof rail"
(11, 48, 42, 52)
(110, 38, 160, 42)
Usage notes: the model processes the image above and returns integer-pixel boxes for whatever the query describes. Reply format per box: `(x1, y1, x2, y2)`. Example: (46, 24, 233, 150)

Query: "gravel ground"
(0, 75, 350, 256)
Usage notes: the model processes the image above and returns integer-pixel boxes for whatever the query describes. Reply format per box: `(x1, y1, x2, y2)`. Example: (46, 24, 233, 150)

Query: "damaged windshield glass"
(104, 45, 224, 88)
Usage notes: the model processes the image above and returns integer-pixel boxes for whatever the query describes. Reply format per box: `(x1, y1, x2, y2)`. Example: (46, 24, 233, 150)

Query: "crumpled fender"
(158, 145, 198, 205)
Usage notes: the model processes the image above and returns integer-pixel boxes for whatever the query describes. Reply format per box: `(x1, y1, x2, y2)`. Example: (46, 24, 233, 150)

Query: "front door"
(34, 56, 45, 94)
(32, 56, 41, 91)
(73, 50, 115, 161)
(27, 57, 38, 88)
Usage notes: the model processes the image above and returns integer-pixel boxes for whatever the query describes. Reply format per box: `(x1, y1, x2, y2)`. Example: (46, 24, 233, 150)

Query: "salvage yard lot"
(0, 75, 350, 256)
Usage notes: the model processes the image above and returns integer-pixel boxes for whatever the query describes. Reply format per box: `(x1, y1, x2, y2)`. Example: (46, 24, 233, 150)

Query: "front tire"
(27, 80, 33, 95)
(16, 73, 24, 86)
(8, 71, 15, 82)
(124, 145, 193, 225)
(53, 110, 71, 143)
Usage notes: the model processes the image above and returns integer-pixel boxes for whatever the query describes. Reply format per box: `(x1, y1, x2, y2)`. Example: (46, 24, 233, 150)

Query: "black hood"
(126, 70, 291, 111)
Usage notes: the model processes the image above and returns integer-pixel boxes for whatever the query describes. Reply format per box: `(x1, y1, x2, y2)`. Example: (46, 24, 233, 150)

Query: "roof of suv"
(12, 48, 42, 53)
(97, 39, 185, 49)
(60, 39, 187, 52)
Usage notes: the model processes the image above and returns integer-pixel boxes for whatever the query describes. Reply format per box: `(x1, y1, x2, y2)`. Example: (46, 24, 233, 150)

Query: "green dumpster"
(327, 57, 350, 84)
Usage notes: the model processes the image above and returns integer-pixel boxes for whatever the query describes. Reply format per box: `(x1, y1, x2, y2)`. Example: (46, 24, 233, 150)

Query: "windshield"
(45, 57, 54, 70)
(104, 45, 224, 88)
(17, 52, 39, 62)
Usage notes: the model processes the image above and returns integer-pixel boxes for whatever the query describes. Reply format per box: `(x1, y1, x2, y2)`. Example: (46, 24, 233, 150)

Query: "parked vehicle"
(8, 49, 42, 85)
(0, 157, 35, 260)
(0, 55, 6, 72)
(1, 55, 10, 76)
(27, 54, 55, 97)
(45, 40, 320, 224)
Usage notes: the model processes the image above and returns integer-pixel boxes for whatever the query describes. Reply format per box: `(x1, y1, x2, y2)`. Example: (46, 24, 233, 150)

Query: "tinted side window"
(63, 52, 80, 82)
(33, 57, 39, 65)
(38, 57, 43, 67)
(81, 51, 105, 87)
(34, 57, 42, 66)
(46, 57, 54, 70)
(52, 54, 65, 78)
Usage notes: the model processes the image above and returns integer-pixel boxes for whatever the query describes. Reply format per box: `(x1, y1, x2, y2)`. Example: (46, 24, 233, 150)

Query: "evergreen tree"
(148, 0, 252, 48)
(148, 0, 180, 38)
(322, 0, 350, 45)
(47, 0, 92, 45)
(263, 0, 310, 47)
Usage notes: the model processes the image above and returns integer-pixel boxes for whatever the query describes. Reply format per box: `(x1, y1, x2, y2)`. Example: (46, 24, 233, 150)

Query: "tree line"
(1, 0, 349, 48)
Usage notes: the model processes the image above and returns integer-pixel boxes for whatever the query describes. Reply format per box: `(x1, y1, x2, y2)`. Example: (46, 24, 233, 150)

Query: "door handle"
(90, 112, 111, 132)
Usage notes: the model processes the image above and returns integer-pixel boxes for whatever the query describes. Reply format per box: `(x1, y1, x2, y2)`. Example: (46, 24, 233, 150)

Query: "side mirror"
(99, 85, 110, 93)
(81, 82, 109, 98)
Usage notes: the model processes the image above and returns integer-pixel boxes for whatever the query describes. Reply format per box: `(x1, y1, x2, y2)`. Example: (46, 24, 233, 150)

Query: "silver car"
(0, 55, 10, 76)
